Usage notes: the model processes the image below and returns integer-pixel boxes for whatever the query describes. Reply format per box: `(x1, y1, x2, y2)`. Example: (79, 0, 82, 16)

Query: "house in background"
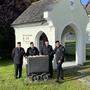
(12, 0, 88, 67)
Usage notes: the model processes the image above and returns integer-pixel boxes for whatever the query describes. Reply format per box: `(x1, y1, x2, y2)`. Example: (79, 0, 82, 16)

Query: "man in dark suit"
(26, 42, 39, 77)
(40, 41, 54, 78)
(54, 41, 65, 82)
(26, 42, 39, 56)
(12, 42, 25, 79)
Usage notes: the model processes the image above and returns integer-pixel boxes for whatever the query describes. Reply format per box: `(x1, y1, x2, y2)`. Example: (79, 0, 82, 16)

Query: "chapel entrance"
(35, 31, 48, 51)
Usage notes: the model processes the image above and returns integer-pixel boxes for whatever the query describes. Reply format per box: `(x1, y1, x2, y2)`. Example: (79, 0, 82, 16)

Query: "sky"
(80, 0, 90, 6)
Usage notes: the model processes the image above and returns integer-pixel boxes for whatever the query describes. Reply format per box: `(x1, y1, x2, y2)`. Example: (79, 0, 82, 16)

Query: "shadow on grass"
(62, 61, 90, 83)
(48, 60, 90, 84)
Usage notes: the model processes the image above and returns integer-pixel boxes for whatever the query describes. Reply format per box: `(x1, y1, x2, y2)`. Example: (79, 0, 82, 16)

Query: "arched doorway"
(61, 23, 85, 65)
(61, 25, 76, 62)
(35, 31, 48, 51)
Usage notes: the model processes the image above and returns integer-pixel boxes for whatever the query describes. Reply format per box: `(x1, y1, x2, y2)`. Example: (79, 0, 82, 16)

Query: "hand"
(58, 60, 61, 63)
(25, 56, 28, 59)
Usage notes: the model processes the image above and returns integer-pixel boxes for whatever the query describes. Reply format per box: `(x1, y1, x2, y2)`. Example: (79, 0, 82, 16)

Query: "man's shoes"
(15, 77, 18, 79)
(55, 79, 60, 83)
(49, 76, 53, 79)
(60, 77, 64, 80)
(18, 76, 21, 78)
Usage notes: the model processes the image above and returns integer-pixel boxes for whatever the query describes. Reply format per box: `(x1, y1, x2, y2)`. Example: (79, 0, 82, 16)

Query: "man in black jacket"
(26, 42, 39, 56)
(54, 41, 65, 82)
(26, 42, 39, 77)
(40, 41, 54, 78)
(12, 42, 25, 79)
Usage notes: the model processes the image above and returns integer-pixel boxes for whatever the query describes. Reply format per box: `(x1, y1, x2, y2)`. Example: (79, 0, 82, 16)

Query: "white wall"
(47, 0, 88, 36)
(46, 0, 88, 64)
(14, 24, 55, 51)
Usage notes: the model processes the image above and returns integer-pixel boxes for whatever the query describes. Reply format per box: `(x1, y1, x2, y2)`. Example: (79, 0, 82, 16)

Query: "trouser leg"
(49, 62, 53, 78)
(57, 63, 63, 80)
(18, 64, 22, 78)
(49, 58, 53, 78)
(14, 64, 18, 78)
(60, 63, 63, 79)
(57, 63, 60, 80)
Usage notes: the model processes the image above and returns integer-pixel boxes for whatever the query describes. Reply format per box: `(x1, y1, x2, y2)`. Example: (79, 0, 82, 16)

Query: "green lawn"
(0, 59, 90, 90)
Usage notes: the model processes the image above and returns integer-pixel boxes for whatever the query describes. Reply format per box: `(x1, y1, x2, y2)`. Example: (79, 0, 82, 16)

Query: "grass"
(0, 59, 90, 90)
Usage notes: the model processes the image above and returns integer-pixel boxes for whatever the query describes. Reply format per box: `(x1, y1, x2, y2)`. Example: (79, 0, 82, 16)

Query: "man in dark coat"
(26, 42, 39, 77)
(26, 42, 39, 56)
(12, 42, 25, 79)
(54, 41, 65, 82)
(40, 41, 54, 78)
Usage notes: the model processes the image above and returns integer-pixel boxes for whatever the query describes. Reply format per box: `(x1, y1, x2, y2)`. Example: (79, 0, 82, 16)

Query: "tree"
(0, 25, 15, 58)
(0, 0, 39, 25)
(0, 0, 40, 58)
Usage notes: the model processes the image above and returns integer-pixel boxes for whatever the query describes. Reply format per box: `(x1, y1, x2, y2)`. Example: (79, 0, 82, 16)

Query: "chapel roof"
(12, 0, 56, 25)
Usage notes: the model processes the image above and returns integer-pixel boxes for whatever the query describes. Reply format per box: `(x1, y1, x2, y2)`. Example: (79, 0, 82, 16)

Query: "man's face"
(45, 41, 49, 47)
(55, 42, 60, 48)
(30, 43, 34, 48)
(17, 44, 21, 48)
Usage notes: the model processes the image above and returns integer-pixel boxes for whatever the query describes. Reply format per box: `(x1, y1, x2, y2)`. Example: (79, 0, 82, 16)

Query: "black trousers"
(57, 62, 63, 80)
(14, 64, 22, 78)
(49, 58, 53, 78)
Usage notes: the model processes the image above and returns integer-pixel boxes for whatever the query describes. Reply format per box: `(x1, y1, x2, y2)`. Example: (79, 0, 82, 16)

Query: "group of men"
(12, 40, 65, 82)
